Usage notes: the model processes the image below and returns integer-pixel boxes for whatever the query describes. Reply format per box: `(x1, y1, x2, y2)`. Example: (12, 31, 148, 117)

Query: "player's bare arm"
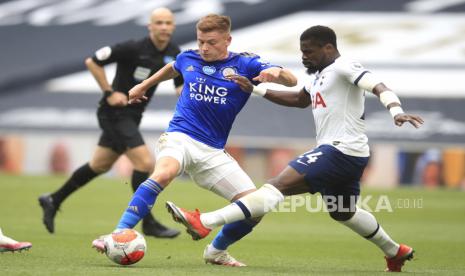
(252, 67, 297, 87)
(372, 83, 424, 128)
(228, 74, 310, 108)
(263, 88, 310, 108)
(85, 57, 128, 107)
(129, 62, 180, 104)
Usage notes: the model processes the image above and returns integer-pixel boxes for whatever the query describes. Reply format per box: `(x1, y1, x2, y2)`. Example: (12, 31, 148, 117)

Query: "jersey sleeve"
(91, 40, 136, 66)
(172, 51, 187, 74)
(244, 54, 280, 85)
(336, 58, 385, 91)
(172, 48, 184, 87)
(335, 59, 370, 86)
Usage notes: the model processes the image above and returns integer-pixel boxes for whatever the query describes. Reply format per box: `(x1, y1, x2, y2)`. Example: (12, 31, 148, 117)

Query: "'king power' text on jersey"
(168, 50, 275, 148)
(304, 57, 370, 157)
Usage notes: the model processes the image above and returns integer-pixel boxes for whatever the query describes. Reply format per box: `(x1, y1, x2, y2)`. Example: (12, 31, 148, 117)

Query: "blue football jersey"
(167, 50, 277, 148)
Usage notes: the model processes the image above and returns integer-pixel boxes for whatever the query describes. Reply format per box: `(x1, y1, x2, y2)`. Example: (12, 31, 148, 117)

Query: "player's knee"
(328, 210, 355, 222)
(89, 162, 112, 174)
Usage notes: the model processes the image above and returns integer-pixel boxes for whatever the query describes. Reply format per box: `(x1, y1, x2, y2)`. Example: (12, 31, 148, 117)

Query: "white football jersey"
(304, 57, 371, 157)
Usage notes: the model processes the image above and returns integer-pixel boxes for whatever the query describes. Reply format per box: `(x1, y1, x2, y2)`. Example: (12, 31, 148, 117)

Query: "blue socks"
(116, 179, 163, 229)
(212, 218, 259, 250)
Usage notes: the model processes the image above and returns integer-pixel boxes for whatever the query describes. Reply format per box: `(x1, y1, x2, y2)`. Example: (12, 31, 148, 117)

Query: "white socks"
(205, 243, 223, 254)
(200, 184, 284, 229)
(340, 208, 400, 257)
(200, 203, 245, 229)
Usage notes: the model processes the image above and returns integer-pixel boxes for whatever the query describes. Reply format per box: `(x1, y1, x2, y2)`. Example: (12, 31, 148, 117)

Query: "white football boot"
(203, 244, 246, 267)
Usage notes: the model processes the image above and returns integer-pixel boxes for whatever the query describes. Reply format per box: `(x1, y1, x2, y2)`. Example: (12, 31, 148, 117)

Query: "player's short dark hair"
(300, 25, 337, 48)
(196, 14, 231, 33)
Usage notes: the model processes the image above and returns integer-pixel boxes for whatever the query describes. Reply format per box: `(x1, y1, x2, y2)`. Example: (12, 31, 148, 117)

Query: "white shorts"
(155, 132, 256, 201)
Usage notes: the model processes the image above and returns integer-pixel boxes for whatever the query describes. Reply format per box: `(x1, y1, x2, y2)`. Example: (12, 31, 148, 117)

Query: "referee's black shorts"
(96, 107, 145, 154)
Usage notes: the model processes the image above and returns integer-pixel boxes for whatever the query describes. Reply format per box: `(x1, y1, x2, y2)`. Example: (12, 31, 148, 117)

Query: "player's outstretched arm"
(372, 83, 424, 128)
(252, 67, 298, 87)
(228, 75, 310, 108)
(129, 62, 180, 104)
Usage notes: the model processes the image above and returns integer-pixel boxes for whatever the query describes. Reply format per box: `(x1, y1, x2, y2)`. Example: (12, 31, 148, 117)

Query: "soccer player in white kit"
(166, 25, 424, 272)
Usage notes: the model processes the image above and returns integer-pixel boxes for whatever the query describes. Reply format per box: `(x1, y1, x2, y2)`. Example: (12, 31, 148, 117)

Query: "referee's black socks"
(51, 163, 99, 208)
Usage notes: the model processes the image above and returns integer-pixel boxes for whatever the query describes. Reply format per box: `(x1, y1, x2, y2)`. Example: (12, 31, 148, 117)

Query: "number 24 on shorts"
(297, 151, 323, 165)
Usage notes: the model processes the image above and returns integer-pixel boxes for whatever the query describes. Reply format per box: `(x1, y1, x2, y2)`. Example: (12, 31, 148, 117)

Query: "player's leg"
(114, 132, 184, 230)
(205, 173, 257, 266)
(326, 191, 413, 272)
(39, 111, 126, 233)
(197, 165, 308, 229)
(190, 148, 314, 229)
(331, 201, 413, 272)
(125, 144, 180, 238)
(319, 148, 413, 272)
(197, 165, 306, 225)
(0, 228, 32, 253)
(93, 143, 182, 253)
(39, 145, 119, 233)
(190, 150, 261, 266)
(166, 161, 309, 235)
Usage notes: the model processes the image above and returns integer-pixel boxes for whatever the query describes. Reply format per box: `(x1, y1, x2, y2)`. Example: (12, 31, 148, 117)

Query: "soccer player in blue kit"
(92, 14, 297, 266)
(166, 25, 424, 272)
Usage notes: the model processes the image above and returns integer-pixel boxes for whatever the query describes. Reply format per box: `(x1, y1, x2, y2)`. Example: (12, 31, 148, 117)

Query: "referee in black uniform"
(39, 8, 182, 238)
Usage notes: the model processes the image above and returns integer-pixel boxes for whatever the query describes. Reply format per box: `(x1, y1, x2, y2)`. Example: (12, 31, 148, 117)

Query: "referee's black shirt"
(92, 37, 183, 114)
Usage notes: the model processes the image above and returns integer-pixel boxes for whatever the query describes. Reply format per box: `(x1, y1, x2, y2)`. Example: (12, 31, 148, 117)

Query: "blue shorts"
(289, 145, 369, 197)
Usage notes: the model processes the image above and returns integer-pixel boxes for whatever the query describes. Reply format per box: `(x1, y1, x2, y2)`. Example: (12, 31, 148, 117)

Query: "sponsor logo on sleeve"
(95, 46, 112, 61)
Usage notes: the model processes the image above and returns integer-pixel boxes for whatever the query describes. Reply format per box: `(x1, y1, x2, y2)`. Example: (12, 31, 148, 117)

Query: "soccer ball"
(104, 229, 146, 265)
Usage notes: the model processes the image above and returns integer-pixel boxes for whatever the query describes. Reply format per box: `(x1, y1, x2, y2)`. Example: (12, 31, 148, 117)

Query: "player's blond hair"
(196, 14, 231, 33)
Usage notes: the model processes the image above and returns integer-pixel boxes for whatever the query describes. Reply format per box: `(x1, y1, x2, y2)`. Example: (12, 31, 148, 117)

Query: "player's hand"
(393, 113, 424, 128)
(128, 83, 148, 104)
(226, 75, 253, 92)
(252, 67, 282, 83)
(106, 91, 128, 107)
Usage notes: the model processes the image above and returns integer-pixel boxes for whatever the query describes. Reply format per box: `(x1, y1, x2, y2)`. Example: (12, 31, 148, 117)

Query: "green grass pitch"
(1, 173, 465, 275)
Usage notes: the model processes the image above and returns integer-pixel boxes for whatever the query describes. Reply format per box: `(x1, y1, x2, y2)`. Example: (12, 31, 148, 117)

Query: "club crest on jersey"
(202, 66, 216, 75)
(163, 56, 175, 64)
(221, 66, 237, 78)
